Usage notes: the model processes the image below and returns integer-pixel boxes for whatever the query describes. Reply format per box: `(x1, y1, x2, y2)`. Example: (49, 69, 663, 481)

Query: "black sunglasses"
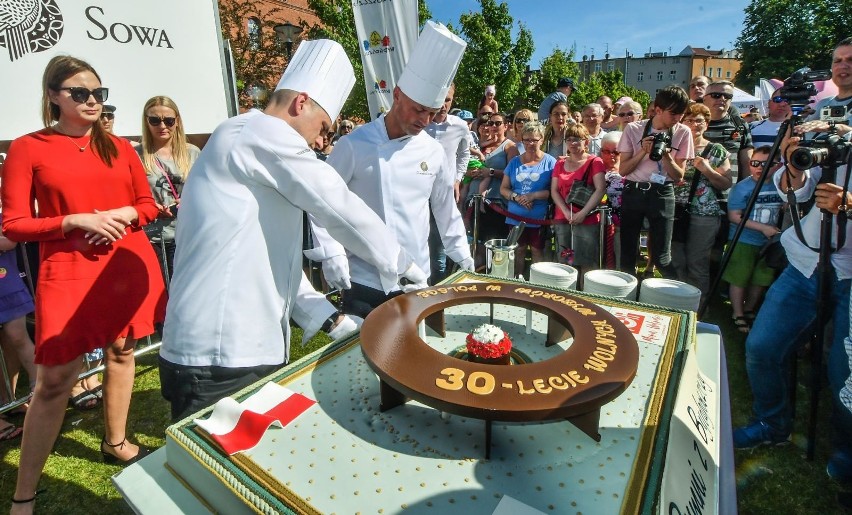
(750, 159, 781, 167)
(485, 120, 505, 126)
(514, 118, 530, 124)
(58, 87, 108, 103)
(707, 92, 734, 100)
(147, 116, 177, 127)
(618, 111, 636, 117)
(100, 112, 114, 120)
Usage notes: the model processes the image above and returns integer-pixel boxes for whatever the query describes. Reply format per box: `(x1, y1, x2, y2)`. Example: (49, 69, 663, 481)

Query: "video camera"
(648, 132, 671, 162)
(777, 67, 832, 112)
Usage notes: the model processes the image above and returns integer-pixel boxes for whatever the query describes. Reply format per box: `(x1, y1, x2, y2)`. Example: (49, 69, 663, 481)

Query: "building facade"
(577, 46, 742, 99)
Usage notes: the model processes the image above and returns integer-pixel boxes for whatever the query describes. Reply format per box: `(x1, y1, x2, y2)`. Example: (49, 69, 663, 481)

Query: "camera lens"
(790, 147, 828, 170)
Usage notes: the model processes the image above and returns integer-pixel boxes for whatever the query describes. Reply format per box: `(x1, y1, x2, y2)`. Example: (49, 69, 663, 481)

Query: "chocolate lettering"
(568, 370, 589, 384)
(516, 380, 536, 394)
(533, 378, 552, 394)
(559, 373, 577, 387)
(435, 368, 464, 391)
(467, 371, 495, 395)
(549, 376, 570, 389)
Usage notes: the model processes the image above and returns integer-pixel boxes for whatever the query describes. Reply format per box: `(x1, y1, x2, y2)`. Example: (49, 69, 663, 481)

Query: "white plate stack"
(582, 270, 639, 300)
(638, 278, 701, 311)
(529, 262, 578, 290)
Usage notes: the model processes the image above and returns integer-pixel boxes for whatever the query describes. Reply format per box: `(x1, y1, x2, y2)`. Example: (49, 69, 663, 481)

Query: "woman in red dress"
(3, 56, 166, 512)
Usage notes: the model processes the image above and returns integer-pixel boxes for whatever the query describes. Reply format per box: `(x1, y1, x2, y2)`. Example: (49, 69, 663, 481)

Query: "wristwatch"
(489, 168, 495, 177)
(320, 312, 340, 332)
(511, 192, 519, 201)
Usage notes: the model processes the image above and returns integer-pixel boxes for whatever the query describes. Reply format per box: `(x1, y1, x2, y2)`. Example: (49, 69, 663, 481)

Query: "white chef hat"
(397, 21, 467, 109)
(274, 39, 354, 121)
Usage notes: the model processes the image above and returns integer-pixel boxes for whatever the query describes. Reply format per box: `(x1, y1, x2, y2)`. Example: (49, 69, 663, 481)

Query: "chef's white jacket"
(160, 110, 408, 367)
(424, 114, 472, 182)
(311, 115, 471, 290)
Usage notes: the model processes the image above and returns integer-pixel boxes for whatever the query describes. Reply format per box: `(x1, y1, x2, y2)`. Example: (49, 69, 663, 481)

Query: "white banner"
(351, 0, 419, 120)
(0, 0, 230, 141)
(660, 347, 720, 514)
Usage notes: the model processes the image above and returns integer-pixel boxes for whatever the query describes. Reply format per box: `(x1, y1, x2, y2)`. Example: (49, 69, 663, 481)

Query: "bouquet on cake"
(466, 323, 512, 364)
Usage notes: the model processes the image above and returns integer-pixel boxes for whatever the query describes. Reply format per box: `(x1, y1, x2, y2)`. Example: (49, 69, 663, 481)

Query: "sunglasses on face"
(618, 111, 636, 117)
(707, 92, 734, 100)
(147, 116, 177, 127)
(515, 118, 530, 124)
(58, 86, 109, 103)
(750, 159, 781, 167)
(601, 149, 620, 155)
(485, 120, 504, 126)
(100, 112, 114, 120)
(771, 96, 789, 104)
(522, 138, 541, 144)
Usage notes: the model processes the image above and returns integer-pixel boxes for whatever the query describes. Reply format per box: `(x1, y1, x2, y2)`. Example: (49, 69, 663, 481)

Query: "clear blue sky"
(428, 0, 751, 67)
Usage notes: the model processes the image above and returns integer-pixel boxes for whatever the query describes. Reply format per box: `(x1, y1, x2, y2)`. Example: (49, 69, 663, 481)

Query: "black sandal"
(101, 437, 151, 465)
(733, 316, 750, 334)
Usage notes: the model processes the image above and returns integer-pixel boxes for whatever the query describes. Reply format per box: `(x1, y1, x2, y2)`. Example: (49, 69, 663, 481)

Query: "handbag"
(564, 160, 595, 209)
(672, 145, 712, 243)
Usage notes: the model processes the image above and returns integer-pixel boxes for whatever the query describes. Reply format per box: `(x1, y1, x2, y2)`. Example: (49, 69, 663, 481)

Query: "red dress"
(1, 129, 167, 365)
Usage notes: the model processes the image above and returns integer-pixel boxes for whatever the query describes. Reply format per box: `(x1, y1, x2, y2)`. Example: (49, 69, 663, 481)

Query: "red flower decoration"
(466, 332, 512, 359)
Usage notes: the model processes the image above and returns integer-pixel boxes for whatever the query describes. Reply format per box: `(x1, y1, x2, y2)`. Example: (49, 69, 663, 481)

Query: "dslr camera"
(790, 132, 851, 170)
(649, 132, 672, 162)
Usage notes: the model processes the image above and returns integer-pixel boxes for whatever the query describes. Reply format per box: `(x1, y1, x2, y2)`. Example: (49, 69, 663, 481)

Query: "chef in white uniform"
(309, 21, 475, 317)
(159, 40, 426, 421)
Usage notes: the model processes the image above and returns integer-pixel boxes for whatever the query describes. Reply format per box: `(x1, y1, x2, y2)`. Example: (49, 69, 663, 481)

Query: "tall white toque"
(274, 39, 355, 121)
(397, 21, 467, 109)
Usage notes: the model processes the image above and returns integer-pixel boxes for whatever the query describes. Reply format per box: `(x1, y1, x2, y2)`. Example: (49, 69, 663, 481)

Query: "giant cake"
(165, 276, 691, 514)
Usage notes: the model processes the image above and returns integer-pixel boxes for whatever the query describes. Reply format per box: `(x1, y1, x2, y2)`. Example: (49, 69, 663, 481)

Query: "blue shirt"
(728, 176, 784, 246)
(504, 154, 556, 228)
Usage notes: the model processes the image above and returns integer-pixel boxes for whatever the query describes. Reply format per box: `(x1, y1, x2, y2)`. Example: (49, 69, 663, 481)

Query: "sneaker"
(827, 452, 852, 484)
(733, 421, 790, 449)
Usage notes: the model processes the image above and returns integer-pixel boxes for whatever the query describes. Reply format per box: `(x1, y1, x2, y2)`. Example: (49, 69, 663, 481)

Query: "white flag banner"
(351, 0, 419, 120)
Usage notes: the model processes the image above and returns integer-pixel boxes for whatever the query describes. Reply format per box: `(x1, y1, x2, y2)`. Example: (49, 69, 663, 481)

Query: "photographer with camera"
(616, 85, 694, 278)
(734, 39, 852, 488)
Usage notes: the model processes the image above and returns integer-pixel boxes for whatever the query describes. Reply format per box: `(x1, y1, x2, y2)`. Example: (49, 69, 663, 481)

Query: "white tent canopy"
(732, 86, 763, 115)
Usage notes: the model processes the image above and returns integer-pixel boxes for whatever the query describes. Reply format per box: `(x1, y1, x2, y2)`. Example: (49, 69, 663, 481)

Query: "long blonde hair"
(140, 96, 192, 180)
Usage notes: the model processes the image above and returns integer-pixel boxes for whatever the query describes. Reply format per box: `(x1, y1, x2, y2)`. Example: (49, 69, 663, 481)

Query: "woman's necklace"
(55, 126, 91, 152)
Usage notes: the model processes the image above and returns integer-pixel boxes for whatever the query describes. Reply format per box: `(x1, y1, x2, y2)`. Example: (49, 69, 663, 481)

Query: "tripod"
(700, 115, 852, 459)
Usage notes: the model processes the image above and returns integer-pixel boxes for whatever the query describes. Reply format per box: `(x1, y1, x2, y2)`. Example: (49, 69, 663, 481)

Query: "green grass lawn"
(0, 303, 849, 514)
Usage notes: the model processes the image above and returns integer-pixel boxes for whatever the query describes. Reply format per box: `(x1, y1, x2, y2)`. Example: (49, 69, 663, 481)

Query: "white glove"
(401, 262, 428, 284)
(459, 256, 475, 271)
(322, 255, 351, 291)
(328, 314, 363, 340)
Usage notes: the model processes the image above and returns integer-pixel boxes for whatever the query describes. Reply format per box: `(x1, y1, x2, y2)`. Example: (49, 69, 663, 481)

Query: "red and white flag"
(194, 382, 315, 455)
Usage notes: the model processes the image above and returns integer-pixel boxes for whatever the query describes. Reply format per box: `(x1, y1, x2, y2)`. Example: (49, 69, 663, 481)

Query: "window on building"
(707, 68, 712, 78)
(717, 67, 722, 77)
(669, 70, 676, 80)
(247, 17, 261, 50)
(726, 70, 731, 78)
(638, 72, 644, 82)
(657, 71, 663, 81)
(673, 57, 680, 64)
(607, 62, 614, 72)
(594, 62, 602, 73)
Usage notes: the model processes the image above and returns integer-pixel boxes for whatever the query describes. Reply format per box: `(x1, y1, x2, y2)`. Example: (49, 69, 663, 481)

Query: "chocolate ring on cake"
(360, 281, 640, 454)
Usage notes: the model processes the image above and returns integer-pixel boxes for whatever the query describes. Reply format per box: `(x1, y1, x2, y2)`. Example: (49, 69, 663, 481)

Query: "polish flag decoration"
(194, 382, 316, 455)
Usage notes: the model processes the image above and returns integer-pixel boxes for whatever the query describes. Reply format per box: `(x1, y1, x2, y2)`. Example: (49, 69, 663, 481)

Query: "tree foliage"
(515, 47, 580, 111)
(570, 70, 651, 114)
(736, 0, 852, 87)
(450, 0, 534, 113)
(304, 0, 432, 120)
(218, 0, 286, 109)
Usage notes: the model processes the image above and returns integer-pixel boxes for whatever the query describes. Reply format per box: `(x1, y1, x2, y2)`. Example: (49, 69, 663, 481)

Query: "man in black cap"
(100, 104, 116, 133)
(538, 77, 574, 122)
